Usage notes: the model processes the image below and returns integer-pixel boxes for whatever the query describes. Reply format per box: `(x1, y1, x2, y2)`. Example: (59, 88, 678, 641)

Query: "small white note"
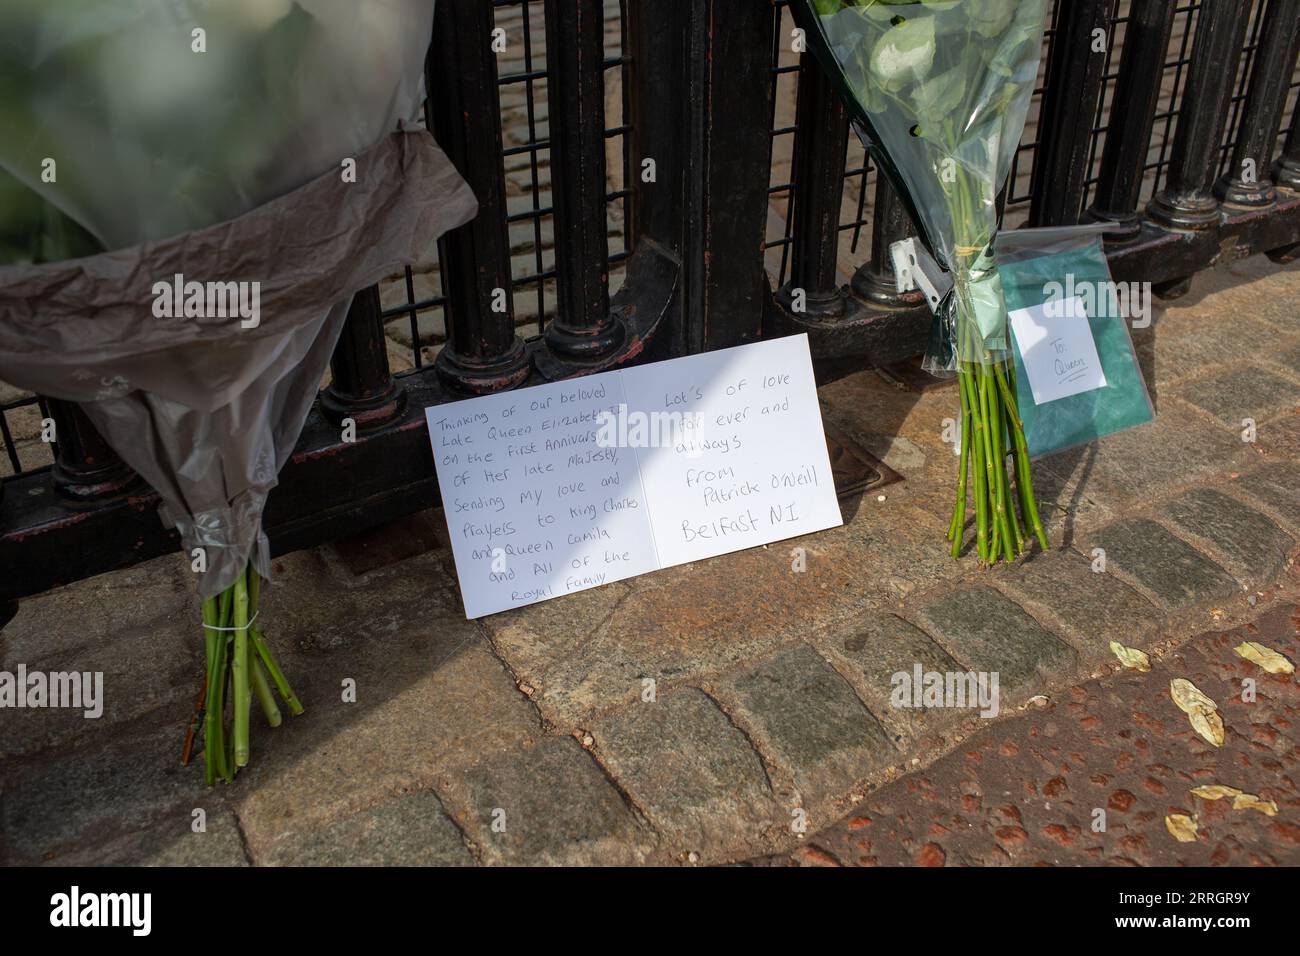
(427, 335, 843, 619)
(1008, 295, 1107, 405)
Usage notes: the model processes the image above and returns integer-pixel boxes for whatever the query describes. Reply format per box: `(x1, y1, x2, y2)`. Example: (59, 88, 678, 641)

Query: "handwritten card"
(427, 334, 843, 619)
(1008, 295, 1107, 405)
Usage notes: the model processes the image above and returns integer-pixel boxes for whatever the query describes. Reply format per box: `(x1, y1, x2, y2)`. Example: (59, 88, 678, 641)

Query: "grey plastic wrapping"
(0, 0, 438, 253)
(0, 128, 478, 597)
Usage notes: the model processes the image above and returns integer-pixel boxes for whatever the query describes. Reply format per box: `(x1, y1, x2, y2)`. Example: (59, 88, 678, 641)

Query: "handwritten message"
(1008, 295, 1108, 405)
(427, 334, 843, 618)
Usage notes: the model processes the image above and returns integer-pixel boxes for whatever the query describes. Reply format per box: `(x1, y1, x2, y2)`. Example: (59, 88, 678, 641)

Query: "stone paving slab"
(1131, 311, 1292, 388)
(42, 809, 249, 868)
(909, 585, 1078, 695)
(590, 687, 779, 857)
(261, 791, 475, 867)
(1234, 461, 1300, 529)
(2, 725, 199, 864)
(0, 608, 198, 762)
(988, 548, 1165, 653)
(716, 646, 895, 802)
(229, 633, 539, 857)
(1173, 364, 1300, 428)
(813, 612, 965, 744)
(439, 736, 655, 866)
(1033, 404, 1253, 508)
(1265, 340, 1300, 378)
(1256, 412, 1300, 461)
(1085, 519, 1242, 611)
(1159, 487, 1297, 588)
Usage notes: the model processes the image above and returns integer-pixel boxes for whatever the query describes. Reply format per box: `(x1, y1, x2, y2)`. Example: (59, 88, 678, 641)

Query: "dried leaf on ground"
(1169, 678, 1216, 714)
(1170, 678, 1224, 747)
(1231, 793, 1278, 817)
(1190, 784, 1243, 801)
(1165, 813, 1199, 843)
(1232, 641, 1295, 675)
(1187, 707, 1225, 747)
(1110, 642, 1151, 672)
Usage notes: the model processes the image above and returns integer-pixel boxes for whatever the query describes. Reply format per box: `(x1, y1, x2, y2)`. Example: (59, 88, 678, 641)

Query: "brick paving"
(756, 598, 1300, 867)
(1, 258, 1298, 866)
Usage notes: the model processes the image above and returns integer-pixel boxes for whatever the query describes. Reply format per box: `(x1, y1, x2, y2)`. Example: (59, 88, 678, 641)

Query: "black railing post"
(777, 54, 850, 319)
(1215, 0, 1300, 207)
(851, 176, 923, 309)
(1087, 0, 1178, 239)
(427, 0, 530, 393)
(1148, 1, 1252, 229)
(679, 0, 773, 354)
(46, 399, 139, 505)
(1277, 94, 1300, 190)
(1029, 0, 1111, 227)
(320, 287, 407, 429)
(541, 0, 625, 363)
(627, 0, 686, 256)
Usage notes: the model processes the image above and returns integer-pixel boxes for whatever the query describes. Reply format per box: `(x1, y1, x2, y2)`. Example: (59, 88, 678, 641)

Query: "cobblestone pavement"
(1, 257, 1298, 866)
(756, 597, 1300, 866)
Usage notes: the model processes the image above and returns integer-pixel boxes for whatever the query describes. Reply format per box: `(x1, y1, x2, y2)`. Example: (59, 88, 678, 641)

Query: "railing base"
(533, 241, 678, 381)
(764, 280, 931, 384)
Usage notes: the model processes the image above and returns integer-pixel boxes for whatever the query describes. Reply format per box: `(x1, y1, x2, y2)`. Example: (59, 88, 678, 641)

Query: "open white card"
(1008, 294, 1107, 405)
(428, 334, 843, 618)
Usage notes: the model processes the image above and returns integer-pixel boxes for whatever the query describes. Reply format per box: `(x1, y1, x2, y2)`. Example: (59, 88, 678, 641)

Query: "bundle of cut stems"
(946, 265, 1049, 564)
(182, 562, 303, 785)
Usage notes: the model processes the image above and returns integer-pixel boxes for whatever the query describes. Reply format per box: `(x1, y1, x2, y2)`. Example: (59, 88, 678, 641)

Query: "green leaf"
(870, 15, 936, 92)
(909, 60, 967, 118)
(968, 0, 1015, 38)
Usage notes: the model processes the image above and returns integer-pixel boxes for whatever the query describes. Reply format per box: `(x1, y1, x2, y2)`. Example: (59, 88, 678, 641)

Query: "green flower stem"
(201, 596, 219, 788)
(947, 399, 971, 547)
(989, 373, 1015, 563)
(252, 626, 304, 717)
(974, 360, 1000, 560)
(958, 363, 989, 560)
(982, 365, 1007, 559)
(994, 363, 1049, 550)
(231, 574, 251, 768)
(251, 656, 282, 727)
(210, 594, 231, 783)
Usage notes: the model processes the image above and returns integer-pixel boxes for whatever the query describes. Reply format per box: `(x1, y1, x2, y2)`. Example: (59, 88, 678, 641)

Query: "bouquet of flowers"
(0, 0, 476, 783)
(791, 0, 1052, 562)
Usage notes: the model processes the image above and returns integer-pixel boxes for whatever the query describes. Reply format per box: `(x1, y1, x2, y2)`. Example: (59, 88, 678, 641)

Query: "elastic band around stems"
(203, 611, 260, 632)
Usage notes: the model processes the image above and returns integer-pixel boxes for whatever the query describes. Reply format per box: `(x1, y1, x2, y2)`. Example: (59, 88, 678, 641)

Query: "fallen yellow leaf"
(1165, 813, 1199, 843)
(1169, 678, 1224, 746)
(1110, 642, 1151, 672)
(1170, 678, 1216, 714)
(1233, 641, 1295, 675)
(1231, 794, 1278, 817)
(1188, 707, 1225, 747)
(1190, 784, 1243, 801)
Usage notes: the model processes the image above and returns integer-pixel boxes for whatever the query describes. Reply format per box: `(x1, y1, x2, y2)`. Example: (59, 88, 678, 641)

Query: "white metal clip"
(890, 238, 952, 314)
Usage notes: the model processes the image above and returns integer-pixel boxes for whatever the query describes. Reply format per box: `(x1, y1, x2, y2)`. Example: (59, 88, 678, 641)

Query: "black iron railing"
(3, 0, 1299, 614)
